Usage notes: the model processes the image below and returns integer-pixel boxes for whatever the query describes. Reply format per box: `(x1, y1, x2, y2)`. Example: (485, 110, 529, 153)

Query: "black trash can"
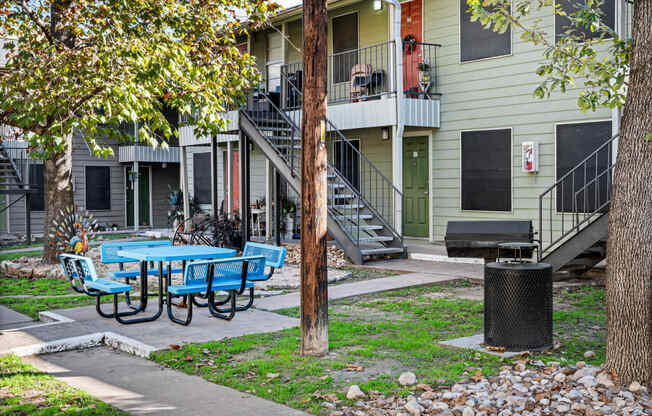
(484, 244, 553, 351)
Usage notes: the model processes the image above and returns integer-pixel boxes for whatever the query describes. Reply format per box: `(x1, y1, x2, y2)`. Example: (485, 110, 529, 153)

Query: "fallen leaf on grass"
(414, 384, 432, 391)
(169, 344, 181, 350)
(471, 370, 483, 382)
(245, 371, 256, 379)
(182, 355, 193, 362)
(266, 372, 279, 379)
(485, 345, 505, 352)
(345, 364, 364, 372)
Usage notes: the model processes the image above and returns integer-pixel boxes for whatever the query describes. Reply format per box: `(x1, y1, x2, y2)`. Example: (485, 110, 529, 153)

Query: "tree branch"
(18, 0, 55, 46)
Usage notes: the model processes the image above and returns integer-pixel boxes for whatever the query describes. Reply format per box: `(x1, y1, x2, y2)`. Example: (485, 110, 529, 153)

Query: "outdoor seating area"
(59, 240, 287, 326)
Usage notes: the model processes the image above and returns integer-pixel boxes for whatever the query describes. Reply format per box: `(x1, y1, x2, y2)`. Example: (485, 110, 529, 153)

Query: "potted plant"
(280, 198, 296, 240)
(417, 62, 431, 82)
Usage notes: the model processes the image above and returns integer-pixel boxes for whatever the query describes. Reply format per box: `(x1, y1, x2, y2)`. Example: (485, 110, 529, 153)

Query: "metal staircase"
(238, 75, 406, 264)
(538, 135, 617, 273)
(0, 139, 38, 240)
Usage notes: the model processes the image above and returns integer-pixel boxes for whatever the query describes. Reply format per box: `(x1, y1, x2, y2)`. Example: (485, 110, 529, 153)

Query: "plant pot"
(284, 215, 294, 240)
(418, 70, 430, 83)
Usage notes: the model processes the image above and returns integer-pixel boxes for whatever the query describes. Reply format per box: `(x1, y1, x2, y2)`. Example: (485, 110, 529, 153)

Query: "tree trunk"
(300, 0, 329, 356)
(42, 136, 73, 263)
(605, 0, 652, 386)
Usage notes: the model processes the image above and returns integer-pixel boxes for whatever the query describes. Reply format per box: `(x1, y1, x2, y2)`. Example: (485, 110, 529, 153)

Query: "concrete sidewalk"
(25, 347, 307, 416)
(256, 271, 459, 310)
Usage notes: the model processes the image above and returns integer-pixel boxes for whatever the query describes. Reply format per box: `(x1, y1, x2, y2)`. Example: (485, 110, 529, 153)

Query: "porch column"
(180, 146, 190, 222)
(211, 136, 218, 218)
(392, 126, 403, 235)
(133, 160, 139, 231)
(239, 132, 250, 247)
(265, 159, 272, 240)
(275, 169, 281, 246)
(226, 140, 232, 215)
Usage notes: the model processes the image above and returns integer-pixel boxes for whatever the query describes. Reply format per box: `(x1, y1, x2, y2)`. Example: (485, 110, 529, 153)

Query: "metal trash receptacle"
(484, 243, 553, 351)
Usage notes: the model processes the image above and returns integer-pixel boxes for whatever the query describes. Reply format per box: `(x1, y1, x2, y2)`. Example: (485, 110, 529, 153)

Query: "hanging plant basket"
(403, 34, 417, 54)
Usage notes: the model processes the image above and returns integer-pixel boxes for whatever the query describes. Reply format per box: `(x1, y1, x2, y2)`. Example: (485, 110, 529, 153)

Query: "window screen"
(556, 121, 612, 212)
(334, 139, 360, 191)
(332, 13, 358, 83)
(86, 166, 111, 210)
(555, 0, 615, 42)
(461, 129, 512, 211)
(460, 0, 511, 62)
(193, 153, 211, 205)
(29, 164, 44, 211)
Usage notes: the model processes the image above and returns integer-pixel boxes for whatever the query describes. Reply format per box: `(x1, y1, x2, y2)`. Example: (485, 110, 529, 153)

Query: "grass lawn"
(0, 277, 73, 297)
(151, 283, 606, 415)
(0, 295, 122, 319)
(0, 354, 126, 415)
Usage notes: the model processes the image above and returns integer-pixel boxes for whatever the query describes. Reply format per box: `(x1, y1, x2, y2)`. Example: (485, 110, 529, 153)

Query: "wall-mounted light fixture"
(373, 0, 383, 11)
(381, 127, 391, 140)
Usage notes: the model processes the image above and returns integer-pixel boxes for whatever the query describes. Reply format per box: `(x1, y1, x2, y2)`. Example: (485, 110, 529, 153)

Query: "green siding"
(423, 0, 613, 240)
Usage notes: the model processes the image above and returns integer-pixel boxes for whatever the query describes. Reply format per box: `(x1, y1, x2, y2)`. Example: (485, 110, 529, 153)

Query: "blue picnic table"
(115, 245, 237, 323)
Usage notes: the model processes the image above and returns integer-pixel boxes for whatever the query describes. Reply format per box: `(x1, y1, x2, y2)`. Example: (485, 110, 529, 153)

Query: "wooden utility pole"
(300, 0, 329, 356)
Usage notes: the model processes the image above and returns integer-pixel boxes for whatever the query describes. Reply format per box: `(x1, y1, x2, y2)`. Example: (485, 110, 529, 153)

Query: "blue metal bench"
(213, 242, 287, 312)
(166, 256, 266, 325)
(101, 240, 183, 308)
(59, 253, 142, 321)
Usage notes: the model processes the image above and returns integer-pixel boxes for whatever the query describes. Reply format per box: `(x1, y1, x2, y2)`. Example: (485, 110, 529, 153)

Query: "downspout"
(384, 0, 404, 235)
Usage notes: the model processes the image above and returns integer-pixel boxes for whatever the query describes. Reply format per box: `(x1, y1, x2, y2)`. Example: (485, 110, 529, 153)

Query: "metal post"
(226, 140, 232, 215)
(239, 132, 250, 247)
(265, 159, 272, 241)
(180, 146, 190, 222)
(133, 161, 139, 232)
(211, 136, 218, 219)
(25, 192, 31, 245)
(275, 169, 281, 246)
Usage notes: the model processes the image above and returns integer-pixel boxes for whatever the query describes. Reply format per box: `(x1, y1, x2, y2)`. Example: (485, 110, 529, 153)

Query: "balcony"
(118, 145, 180, 163)
(280, 41, 440, 129)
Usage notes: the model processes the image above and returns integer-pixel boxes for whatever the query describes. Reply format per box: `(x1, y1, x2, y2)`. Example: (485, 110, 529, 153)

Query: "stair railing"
(279, 71, 404, 243)
(539, 134, 618, 257)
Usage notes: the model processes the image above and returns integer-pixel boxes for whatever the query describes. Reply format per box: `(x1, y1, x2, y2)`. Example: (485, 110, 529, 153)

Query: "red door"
(401, 0, 423, 94)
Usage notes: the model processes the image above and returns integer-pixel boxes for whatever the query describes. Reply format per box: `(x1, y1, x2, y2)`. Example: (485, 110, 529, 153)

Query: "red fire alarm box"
(522, 142, 539, 173)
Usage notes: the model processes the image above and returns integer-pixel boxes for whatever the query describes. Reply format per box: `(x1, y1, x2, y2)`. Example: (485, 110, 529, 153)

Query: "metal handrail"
(538, 134, 617, 255)
(281, 71, 404, 238)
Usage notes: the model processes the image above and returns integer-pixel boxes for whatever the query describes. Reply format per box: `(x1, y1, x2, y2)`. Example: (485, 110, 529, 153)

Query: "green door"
(403, 137, 429, 237)
(126, 167, 150, 227)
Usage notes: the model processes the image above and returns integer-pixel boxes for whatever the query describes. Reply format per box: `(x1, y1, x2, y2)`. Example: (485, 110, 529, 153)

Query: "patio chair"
(213, 242, 287, 313)
(166, 256, 266, 326)
(351, 64, 372, 101)
(101, 240, 183, 308)
(60, 253, 140, 320)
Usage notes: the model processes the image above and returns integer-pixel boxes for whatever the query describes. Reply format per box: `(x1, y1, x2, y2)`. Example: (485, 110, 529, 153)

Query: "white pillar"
(180, 147, 190, 221)
(265, 159, 273, 240)
(227, 140, 232, 215)
(392, 125, 403, 235)
(133, 161, 139, 231)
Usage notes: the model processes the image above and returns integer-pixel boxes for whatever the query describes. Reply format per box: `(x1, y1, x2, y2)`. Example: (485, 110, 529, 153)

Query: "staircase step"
(359, 236, 395, 243)
(332, 194, 355, 199)
(360, 247, 405, 256)
(330, 204, 364, 209)
(358, 225, 384, 231)
(333, 214, 373, 221)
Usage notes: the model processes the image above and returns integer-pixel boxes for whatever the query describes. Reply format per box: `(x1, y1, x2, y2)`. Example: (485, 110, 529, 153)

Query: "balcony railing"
(281, 41, 397, 109)
(403, 41, 441, 99)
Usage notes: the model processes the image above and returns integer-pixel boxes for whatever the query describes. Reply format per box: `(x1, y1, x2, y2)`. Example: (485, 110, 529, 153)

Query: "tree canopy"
(0, 0, 277, 158)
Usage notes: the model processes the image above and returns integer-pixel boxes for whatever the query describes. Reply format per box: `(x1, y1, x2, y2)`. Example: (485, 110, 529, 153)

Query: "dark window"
(332, 13, 358, 83)
(555, 0, 615, 42)
(461, 129, 512, 211)
(556, 121, 612, 212)
(28, 164, 44, 211)
(334, 139, 360, 191)
(86, 166, 111, 210)
(460, 0, 511, 62)
(193, 153, 211, 205)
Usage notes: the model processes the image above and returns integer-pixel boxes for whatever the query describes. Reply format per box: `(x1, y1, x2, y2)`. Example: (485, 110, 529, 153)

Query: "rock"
(404, 399, 424, 416)
(557, 404, 570, 413)
(462, 407, 475, 416)
(431, 401, 449, 412)
(566, 389, 582, 400)
(584, 350, 596, 358)
(578, 375, 597, 388)
(554, 373, 566, 383)
(576, 361, 586, 368)
(322, 402, 336, 409)
(629, 381, 642, 393)
(596, 373, 615, 388)
(399, 372, 418, 386)
(420, 391, 437, 400)
(346, 385, 365, 400)
(514, 363, 526, 372)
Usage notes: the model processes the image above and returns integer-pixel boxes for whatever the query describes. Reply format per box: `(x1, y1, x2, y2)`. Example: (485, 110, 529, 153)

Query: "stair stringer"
(542, 213, 609, 272)
(239, 112, 364, 265)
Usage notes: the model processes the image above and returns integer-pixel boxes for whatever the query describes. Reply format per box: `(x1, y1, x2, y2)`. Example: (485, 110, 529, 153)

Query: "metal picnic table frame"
(115, 245, 237, 323)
